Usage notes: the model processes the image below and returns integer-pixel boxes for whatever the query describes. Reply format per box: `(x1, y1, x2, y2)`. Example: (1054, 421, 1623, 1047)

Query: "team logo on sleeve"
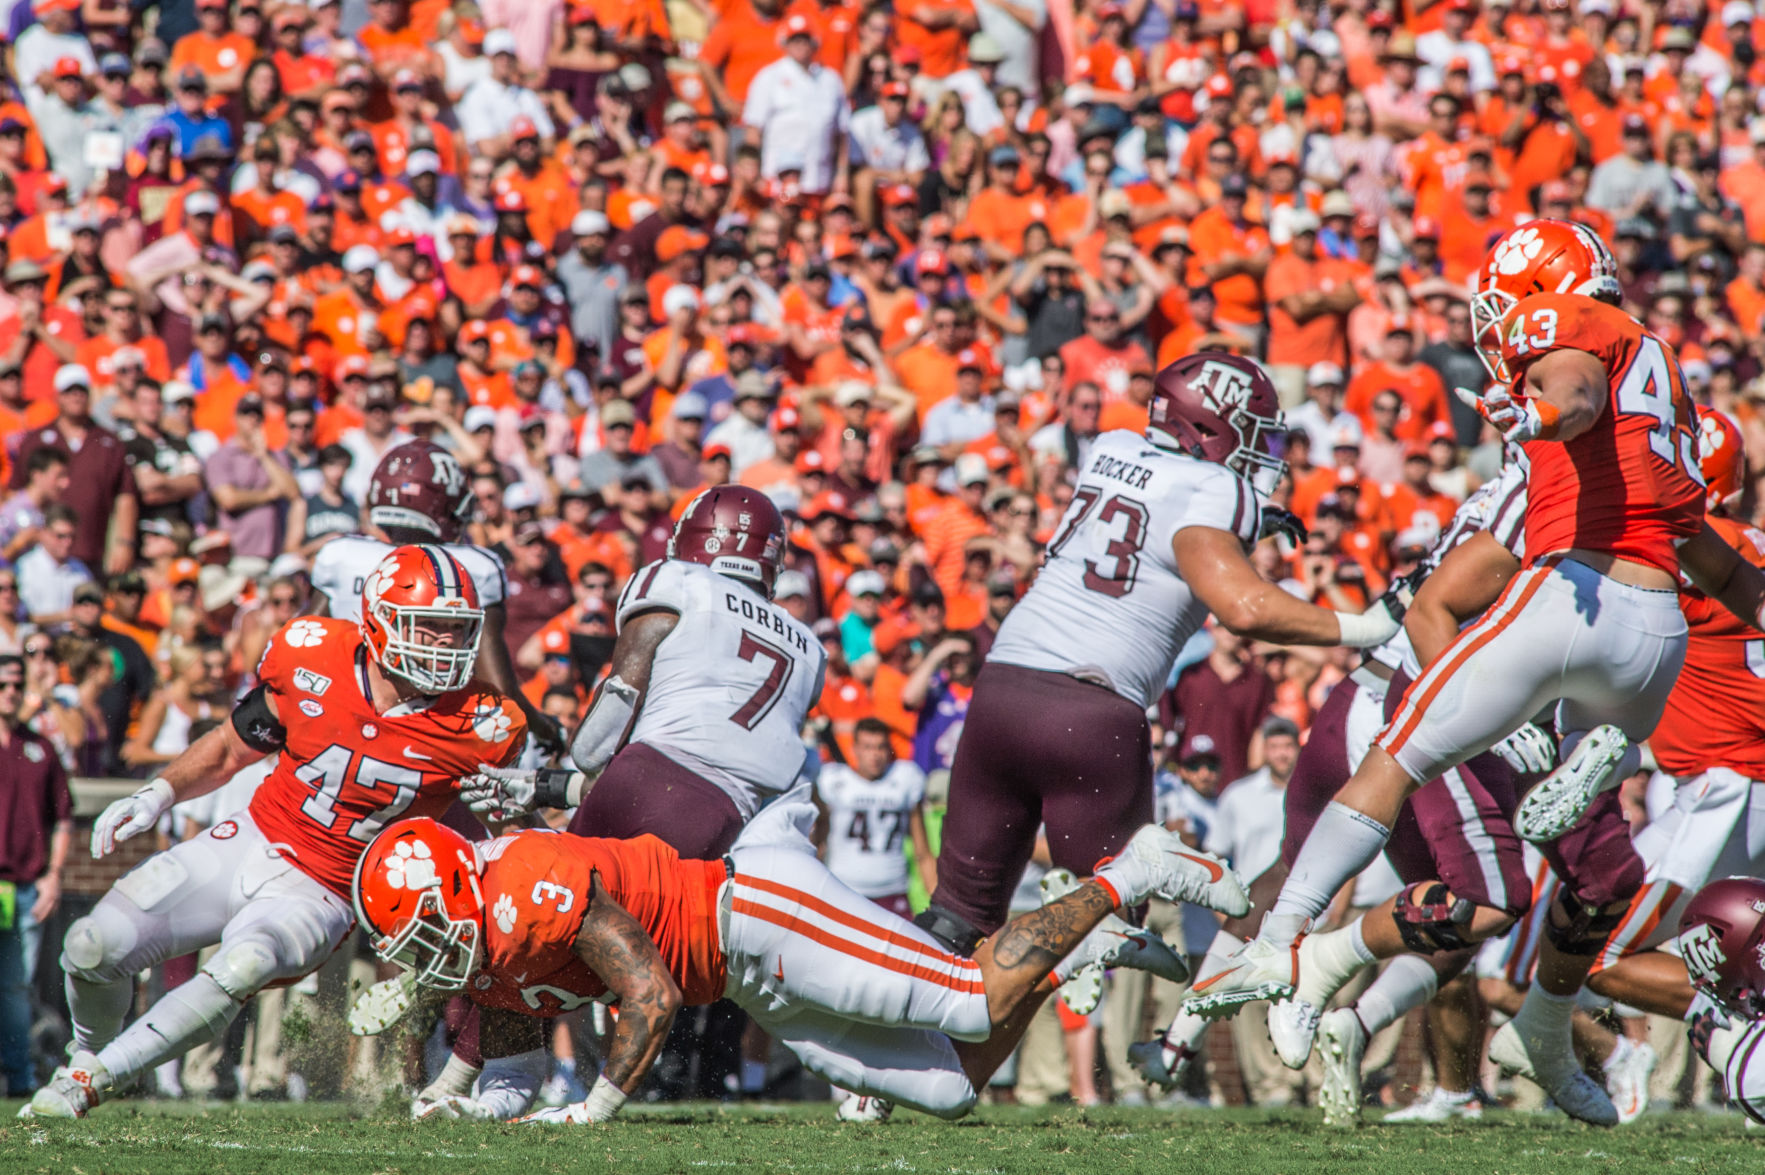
(1490, 226, 1544, 275)
(472, 703, 513, 744)
(293, 667, 332, 695)
(493, 893, 518, 933)
(284, 620, 327, 649)
(383, 839, 439, 891)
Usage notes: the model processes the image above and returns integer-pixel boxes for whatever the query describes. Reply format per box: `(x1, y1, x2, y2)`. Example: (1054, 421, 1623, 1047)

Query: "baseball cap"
(671, 391, 709, 420)
(405, 150, 441, 177)
(881, 183, 917, 207)
(804, 491, 854, 522)
(657, 225, 710, 262)
(916, 248, 950, 277)
(183, 189, 220, 216)
(1221, 173, 1250, 198)
(1288, 208, 1321, 235)
(775, 570, 811, 601)
(509, 115, 539, 141)
(484, 28, 518, 55)
(52, 56, 84, 78)
(503, 482, 542, 512)
(54, 363, 92, 392)
(342, 244, 379, 274)
(954, 453, 990, 486)
(846, 569, 886, 598)
(782, 12, 816, 38)
(572, 209, 611, 236)
(600, 399, 637, 429)
(1307, 361, 1344, 386)
(662, 285, 701, 317)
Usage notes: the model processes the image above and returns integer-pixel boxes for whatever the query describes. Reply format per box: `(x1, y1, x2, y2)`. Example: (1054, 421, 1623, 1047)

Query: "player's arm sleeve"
(236, 624, 295, 752)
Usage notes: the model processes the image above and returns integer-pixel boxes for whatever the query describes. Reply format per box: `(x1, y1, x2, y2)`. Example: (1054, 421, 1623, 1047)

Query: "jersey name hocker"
(986, 428, 1261, 708)
(617, 559, 826, 819)
(313, 535, 508, 621)
(816, 760, 927, 899)
(248, 616, 527, 896)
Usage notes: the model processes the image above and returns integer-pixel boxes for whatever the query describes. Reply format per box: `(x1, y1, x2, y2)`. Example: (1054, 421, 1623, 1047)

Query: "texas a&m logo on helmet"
(1148, 353, 1287, 497)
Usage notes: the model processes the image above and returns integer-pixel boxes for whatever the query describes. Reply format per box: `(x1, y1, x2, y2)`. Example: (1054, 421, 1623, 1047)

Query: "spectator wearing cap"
(204, 392, 299, 573)
(737, 403, 808, 498)
(457, 29, 555, 154)
(1280, 363, 1348, 457)
(636, 285, 727, 417)
(115, 382, 203, 540)
(556, 210, 627, 360)
(153, 67, 233, 160)
(1416, 0, 1495, 93)
(376, 67, 458, 176)
(12, 0, 95, 111)
(502, 520, 574, 658)
(1186, 173, 1272, 352)
(650, 391, 711, 490)
(11, 365, 136, 575)
(500, 115, 576, 249)
(33, 57, 115, 199)
(921, 348, 997, 459)
(15, 503, 92, 626)
(576, 399, 669, 495)
(1263, 210, 1360, 406)
(848, 80, 930, 223)
(1344, 316, 1449, 443)
(705, 369, 778, 475)
(837, 567, 888, 665)
(1385, 440, 1460, 531)
(0, 261, 83, 398)
(742, 13, 851, 195)
(1057, 295, 1152, 405)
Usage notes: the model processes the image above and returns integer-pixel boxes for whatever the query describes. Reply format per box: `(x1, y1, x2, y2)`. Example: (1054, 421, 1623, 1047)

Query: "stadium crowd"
(1, 0, 1763, 1114)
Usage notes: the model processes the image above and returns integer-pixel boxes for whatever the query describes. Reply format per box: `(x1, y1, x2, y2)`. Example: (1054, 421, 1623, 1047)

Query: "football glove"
(1455, 385, 1556, 444)
(413, 1095, 496, 1121)
(461, 765, 539, 819)
(1258, 505, 1309, 548)
(92, 779, 174, 859)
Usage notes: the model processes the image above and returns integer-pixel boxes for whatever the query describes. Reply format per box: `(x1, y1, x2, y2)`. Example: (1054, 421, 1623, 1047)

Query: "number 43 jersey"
(987, 429, 1260, 709)
(618, 561, 827, 819)
(248, 616, 528, 898)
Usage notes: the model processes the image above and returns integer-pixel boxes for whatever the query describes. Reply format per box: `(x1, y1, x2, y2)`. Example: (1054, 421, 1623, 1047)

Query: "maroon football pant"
(567, 741, 746, 859)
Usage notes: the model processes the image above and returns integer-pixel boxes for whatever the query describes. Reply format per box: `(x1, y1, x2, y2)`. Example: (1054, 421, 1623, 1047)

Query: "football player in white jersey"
(816, 717, 935, 920)
(308, 440, 562, 754)
(914, 352, 1410, 960)
(1676, 877, 1765, 1126)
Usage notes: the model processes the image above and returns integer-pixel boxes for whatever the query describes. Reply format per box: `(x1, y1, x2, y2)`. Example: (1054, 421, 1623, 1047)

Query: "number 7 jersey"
(986, 429, 1262, 708)
(617, 560, 827, 819)
(248, 616, 528, 898)
(1497, 292, 1705, 574)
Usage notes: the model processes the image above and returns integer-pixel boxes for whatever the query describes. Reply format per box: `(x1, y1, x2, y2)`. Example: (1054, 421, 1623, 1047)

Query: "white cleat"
(1604, 1038, 1657, 1125)
(1489, 1020, 1618, 1126)
(1383, 1087, 1484, 1124)
(1044, 869, 1190, 1015)
(1315, 1009, 1366, 1127)
(1179, 934, 1299, 1020)
(1128, 1037, 1199, 1090)
(1094, 825, 1250, 916)
(19, 1053, 106, 1119)
(837, 1092, 894, 1122)
(1514, 725, 1628, 843)
(348, 973, 417, 1036)
(1268, 995, 1323, 1070)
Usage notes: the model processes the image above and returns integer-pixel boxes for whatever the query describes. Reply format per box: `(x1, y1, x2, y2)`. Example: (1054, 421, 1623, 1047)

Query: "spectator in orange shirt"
(1186, 173, 1272, 352)
(922, 452, 992, 597)
(170, 0, 255, 94)
(1344, 318, 1450, 443)
(895, 0, 978, 79)
(1058, 298, 1151, 404)
(1261, 210, 1361, 406)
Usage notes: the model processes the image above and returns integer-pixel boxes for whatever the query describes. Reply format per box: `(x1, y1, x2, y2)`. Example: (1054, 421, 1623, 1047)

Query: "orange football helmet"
(1697, 405, 1745, 513)
(353, 818, 484, 990)
(1470, 219, 1621, 385)
(359, 545, 483, 694)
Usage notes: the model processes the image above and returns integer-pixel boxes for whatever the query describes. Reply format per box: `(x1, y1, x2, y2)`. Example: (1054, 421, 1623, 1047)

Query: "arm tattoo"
(989, 883, 1115, 974)
(573, 876, 683, 1094)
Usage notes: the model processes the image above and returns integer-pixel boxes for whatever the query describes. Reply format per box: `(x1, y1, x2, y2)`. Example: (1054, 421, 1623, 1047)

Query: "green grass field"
(3, 1101, 1762, 1175)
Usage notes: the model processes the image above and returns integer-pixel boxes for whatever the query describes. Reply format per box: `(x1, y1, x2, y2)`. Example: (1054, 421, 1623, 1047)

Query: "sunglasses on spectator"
(24, 643, 52, 659)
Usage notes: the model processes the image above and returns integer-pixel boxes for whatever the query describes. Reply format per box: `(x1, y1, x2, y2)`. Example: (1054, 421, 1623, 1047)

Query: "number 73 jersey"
(248, 616, 528, 898)
(618, 560, 827, 819)
(1498, 292, 1705, 574)
(986, 429, 1262, 709)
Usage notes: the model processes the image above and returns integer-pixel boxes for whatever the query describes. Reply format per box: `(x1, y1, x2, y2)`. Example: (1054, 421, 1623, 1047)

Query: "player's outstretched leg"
(1039, 869, 1190, 1017)
(1514, 726, 1636, 843)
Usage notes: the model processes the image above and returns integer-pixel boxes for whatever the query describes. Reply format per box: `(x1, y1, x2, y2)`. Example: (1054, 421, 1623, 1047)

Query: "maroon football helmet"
(1677, 876, 1765, 1019)
(368, 442, 474, 543)
(669, 485, 786, 598)
(1148, 353, 1287, 496)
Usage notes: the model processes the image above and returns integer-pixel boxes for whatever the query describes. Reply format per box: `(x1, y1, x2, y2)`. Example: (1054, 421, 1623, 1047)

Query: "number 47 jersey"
(248, 616, 528, 898)
(987, 429, 1261, 709)
(618, 560, 827, 820)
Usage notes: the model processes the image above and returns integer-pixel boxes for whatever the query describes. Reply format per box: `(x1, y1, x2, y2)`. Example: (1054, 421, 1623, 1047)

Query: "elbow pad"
(570, 675, 641, 775)
(476, 1048, 548, 1121)
(231, 685, 287, 753)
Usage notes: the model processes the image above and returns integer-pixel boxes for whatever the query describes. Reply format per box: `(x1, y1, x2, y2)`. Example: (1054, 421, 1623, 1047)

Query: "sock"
(1295, 919, 1379, 1008)
(1354, 955, 1440, 1037)
(420, 1053, 481, 1101)
(94, 974, 241, 1090)
(1266, 803, 1392, 943)
(1162, 1009, 1211, 1055)
(1511, 983, 1577, 1044)
(741, 1059, 768, 1093)
(66, 973, 135, 1056)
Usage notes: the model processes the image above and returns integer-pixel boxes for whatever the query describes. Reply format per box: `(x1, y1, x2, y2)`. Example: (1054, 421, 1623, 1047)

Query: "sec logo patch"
(211, 821, 238, 840)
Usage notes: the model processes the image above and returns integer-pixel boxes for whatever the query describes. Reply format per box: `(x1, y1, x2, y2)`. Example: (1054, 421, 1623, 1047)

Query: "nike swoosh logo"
(404, 746, 434, 761)
(773, 959, 785, 982)
(1175, 851, 1224, 882)
(1189, 965, 1241, 993)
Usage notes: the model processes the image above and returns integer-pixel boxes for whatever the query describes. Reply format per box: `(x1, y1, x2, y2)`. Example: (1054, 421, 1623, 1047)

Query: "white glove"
(413, 1094, 496, 1121)
(348, 974, 416, 1036)
(1455, 385, 1546, 444)
(517, 1076, 626, 1124)
(460, 764, 539, 819)
(1491, 722, 1556, 774)
(92, 779, 174, 859)
(1334, 595, 1403, 649)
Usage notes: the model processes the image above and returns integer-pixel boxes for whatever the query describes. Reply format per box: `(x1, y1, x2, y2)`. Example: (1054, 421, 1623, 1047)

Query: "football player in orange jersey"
(1188, 219, 1765, 1125)
(350, 794, 1247, 1123)
(22, 547, 526, 1120)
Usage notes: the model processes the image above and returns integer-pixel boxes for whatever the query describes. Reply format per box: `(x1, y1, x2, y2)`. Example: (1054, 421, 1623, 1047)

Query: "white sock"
(1266, 803, 1392, 943)
(1354, 955, 1440, 1037)
(1295, 919, 1379, 1008)
(66, 973, 135, 1056)
(1602, 1035, 1634, 1073)
(420, 1053, 481, 1101)
(95, 974, 241, 1089)
(1163, 1008, 1212, 1051)
(1511, 984, 1577, 1044)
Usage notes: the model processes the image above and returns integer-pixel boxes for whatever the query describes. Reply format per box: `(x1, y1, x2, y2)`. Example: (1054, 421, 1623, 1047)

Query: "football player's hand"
(517, 1100, 607, 1125)
(1491, 722, 1555, 775)
(1687, 993, 1729, 1063)
(1454, 384, 1548, 444)
(527, 711, 566, 758)
(92, 779, 175, 859)
(413, 1094, 496, 1121)
(348, 974, 416, 1036)
(1258, 505, 1308, 548)
(461, 765, 539, 819)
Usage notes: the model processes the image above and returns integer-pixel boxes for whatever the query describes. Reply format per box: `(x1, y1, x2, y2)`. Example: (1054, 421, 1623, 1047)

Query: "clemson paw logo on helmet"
(362, 565, 393, 605)
(472, 704, 513, 744)
(1491, 227, 1544, 276)
(1701, 416, 1730, 453)
(284, 619, 327, 649)
(383, 839, 440, 891)
(493, 893, 518, 934)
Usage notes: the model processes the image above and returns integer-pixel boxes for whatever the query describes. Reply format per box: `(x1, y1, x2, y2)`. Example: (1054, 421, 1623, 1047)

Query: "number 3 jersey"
(815, 760, 927, 898)
(312, 535, 507, 622)
(1497, 293, 1704, 574)
(617, 560, 826, 819)
(986, 429, 1261, 709)
(248, 616, 528, 897)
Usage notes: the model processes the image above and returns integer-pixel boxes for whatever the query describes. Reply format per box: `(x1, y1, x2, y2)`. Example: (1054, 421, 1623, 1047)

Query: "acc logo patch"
(293, 667, 332, 695)
(211, 821, 238, 840)
(299, 699, 324, 718)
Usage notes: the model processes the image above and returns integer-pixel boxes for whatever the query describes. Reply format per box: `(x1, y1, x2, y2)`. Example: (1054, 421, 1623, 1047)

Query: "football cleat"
(836, 1093, 894, 1122)
(1382, 1087, 1483, 1124)
(1315, 1009, 1367, 1127)
(1268, 994, 1324, 1071)
(19, 1053, 107, 1119)
(1128, 1037, 1197, 1090)
(1514, 725, 1629, 843)
(1603, 1037, 1657, 1125)
(1180, 932, 1300, 1019)
(348, 973, 417, 1036)
(1044, 869, 1190, 1016)
(1094, 825, 1250, 916)
(1489, 1020, 1618, 1127)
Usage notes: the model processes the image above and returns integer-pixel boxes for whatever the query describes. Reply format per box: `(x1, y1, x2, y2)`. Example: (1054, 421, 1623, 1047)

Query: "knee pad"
(60, 911, 137, 982)
(1392, 883, 1475, 955)
(202, 938, 280, 1000)
(1542, 886, 1627, 956)
(913, 905, 985, 957)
